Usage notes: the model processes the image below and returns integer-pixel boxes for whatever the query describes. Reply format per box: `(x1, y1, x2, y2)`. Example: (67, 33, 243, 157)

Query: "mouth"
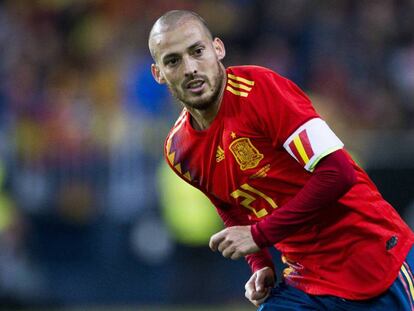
(185, 79, 205, 93)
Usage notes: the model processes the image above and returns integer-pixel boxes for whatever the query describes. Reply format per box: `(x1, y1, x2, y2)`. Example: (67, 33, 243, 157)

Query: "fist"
(245, 267, 275, 306)
(209, 226, 260, 260)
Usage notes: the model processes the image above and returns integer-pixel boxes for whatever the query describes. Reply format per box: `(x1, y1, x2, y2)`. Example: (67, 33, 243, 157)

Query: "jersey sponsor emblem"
(226, 73, 255, 97)
(216, 146, 225, 163)
(229, 137, 264, 170)
(386, 236, 398, 250)
(249, 164, 271, 179)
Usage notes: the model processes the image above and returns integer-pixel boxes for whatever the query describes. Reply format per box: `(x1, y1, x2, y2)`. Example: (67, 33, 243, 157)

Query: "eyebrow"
(161, 41, 205, 63)
(188, 41, 204, 50)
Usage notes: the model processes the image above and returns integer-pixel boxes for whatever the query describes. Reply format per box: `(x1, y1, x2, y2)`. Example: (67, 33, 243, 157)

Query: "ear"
(151, 64, 166, 84)
(213, 37, 226, 61)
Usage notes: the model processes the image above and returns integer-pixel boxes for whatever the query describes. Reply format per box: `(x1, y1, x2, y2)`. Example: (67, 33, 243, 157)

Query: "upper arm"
(254, 72, 343, 172)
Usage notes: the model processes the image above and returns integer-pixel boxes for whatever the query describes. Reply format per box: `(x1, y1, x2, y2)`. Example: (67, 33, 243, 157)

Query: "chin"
(182, 92, 215, 110)
(193, 86, 223, 109)
(186, 99, 214, 111)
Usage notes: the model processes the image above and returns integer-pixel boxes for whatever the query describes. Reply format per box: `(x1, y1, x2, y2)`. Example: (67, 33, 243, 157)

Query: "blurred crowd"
(0, 0, 413, 308)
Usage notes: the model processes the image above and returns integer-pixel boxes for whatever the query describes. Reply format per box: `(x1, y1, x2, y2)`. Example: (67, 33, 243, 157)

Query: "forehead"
(152, 21, 210, 60)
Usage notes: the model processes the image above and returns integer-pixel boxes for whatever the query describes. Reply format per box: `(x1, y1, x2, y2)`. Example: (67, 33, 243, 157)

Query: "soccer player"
(148, 10, 414, 310)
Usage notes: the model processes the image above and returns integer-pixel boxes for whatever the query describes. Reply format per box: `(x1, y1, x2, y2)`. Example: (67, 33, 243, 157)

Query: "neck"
(188, 64, 226, 131)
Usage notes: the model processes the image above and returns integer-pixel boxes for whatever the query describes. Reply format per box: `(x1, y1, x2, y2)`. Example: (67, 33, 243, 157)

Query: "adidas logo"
(216, 146, 225, 162)
(226, 73, 255, 97)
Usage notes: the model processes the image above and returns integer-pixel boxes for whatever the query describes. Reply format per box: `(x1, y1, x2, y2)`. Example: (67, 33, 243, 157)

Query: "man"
(149, 10, 414, 310)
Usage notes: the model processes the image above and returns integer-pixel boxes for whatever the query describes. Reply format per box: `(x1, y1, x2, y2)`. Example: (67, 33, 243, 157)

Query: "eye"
(193, 47, 204, 56)
(165, 57, 179, 67)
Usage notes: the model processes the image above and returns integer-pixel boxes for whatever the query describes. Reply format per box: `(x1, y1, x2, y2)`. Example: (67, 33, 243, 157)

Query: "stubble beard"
(168, 63, 224, 111)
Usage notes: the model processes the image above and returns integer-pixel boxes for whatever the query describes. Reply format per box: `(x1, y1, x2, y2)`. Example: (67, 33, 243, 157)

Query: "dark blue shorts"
(258, 245, 414, 311)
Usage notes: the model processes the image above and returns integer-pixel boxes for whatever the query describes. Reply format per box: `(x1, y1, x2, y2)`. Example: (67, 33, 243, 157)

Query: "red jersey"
(164, 65, 414, 300)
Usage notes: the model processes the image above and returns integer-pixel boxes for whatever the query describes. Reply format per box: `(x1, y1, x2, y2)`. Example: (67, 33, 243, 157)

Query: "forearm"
(212, 196, 275, 272)
(245, 251, 274, 273)
(251, 149, 357, 248)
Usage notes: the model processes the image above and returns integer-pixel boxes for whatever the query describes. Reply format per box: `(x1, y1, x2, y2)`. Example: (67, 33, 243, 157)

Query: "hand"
(209, 226, 260, 260)
(245, 267, 275, 307)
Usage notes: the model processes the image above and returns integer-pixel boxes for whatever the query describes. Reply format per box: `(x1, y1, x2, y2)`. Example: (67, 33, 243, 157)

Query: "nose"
(182, 56, 197, 77)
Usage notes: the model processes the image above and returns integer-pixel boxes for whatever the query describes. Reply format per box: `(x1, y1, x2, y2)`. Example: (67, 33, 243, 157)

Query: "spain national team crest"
(229, 137, 264, 170)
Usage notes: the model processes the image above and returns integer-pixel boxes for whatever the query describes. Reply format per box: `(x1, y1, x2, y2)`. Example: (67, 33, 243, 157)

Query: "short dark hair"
(148, 10, 213, 60)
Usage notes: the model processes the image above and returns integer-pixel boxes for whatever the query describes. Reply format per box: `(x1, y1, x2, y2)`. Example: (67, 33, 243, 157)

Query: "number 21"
(230, 183, 277, 218)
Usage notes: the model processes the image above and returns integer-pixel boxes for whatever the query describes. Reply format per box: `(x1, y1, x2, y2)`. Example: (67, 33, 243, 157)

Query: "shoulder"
(226, 65, 287, 85)
(224, 65, 296, 105)
(227, 65, 275, 76)
(164, 109, 187, 154)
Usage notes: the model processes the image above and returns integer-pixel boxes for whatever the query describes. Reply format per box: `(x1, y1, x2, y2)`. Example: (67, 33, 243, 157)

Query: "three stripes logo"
(216, 145, 225, 163)
(226, 73, 255, 97)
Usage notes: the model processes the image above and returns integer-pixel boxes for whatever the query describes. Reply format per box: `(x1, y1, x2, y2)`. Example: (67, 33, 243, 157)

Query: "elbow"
(342, 165, 357, 194)
(315, 149, 357, 197)
(333, 150, 357, 195)
(337, 149, 357, 192)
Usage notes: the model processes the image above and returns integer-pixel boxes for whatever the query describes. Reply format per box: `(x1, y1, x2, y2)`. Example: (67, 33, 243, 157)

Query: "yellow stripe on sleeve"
(183, 171, 191, 181)
(166, 138, 172, 154)
(167, 151, 175, 165)
(227, 79, 252, 91)
(226, 85, 248, 97)
(174, 163, 182, 173)
(293, 136, 310, 164)
(228, 73, 255, 86)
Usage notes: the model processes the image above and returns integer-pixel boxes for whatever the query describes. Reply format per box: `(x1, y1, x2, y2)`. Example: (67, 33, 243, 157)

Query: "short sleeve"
(254, 71, 320, 148)
(253, 71, 343, 171)
(283, 118, 344, 172)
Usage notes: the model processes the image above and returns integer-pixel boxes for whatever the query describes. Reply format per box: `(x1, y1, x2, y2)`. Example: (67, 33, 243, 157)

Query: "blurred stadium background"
(0, 0, 413, 310)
